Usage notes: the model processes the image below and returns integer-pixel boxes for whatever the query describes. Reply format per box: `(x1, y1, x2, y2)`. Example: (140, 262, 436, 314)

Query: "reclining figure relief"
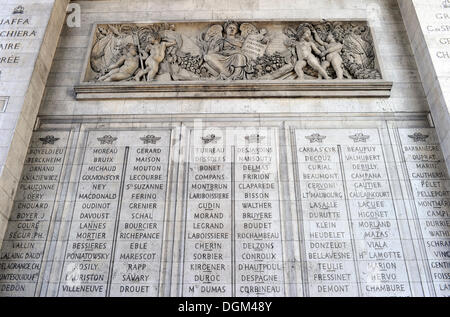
(86, 21, 382, 83)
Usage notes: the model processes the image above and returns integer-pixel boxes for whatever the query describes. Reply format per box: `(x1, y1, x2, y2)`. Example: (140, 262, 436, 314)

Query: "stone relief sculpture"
(86, 21, 382, 83)
(97, 43, 140, 82)
(90, 25, 134, 75)
(201, 22, 249, 80)
(134, 32, 177, 81)
(284, 24, 331, 80)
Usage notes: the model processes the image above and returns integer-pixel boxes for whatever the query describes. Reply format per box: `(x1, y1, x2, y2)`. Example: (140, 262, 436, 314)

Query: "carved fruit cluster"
(252, 53, 289, 77)
(171, 53, 205, 75)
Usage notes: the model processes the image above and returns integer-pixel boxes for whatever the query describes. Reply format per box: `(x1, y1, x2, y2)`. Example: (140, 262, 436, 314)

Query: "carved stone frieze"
(76, 20, 391, 98)
(84, 21, 383, 82)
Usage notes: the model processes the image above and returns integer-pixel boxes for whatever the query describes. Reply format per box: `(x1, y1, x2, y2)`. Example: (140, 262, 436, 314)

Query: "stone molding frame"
(74, 20, 392, 99)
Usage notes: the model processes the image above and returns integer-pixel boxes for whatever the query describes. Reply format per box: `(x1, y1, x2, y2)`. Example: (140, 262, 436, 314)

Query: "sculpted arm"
(234, 37, 244, 48)
(328, 42, 343, 53)
(107, 25, 120, 36)
(140, 50, 149, 60)
(312, 30, 326, 47)
(310, 42, 323, 56)
(321, 42, 343, 56)
(164, 39, 177, 48)
(284, 39, 296, 48)
(107, 55, 126, 70)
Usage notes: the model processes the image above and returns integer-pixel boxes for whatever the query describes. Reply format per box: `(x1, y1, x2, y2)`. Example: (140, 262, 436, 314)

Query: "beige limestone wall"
(41, 0, 428, 118)
(0, 0, 437, 245)
(0, 0, 449, 297)
(398, 0, 450, 171)
(0, 0, 70, 247)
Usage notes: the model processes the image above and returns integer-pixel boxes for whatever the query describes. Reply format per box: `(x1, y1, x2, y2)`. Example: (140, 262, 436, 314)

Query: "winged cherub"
(134, 31, 177, 81)
(285, 25, 330, 80)
(98, 43, 140, 82)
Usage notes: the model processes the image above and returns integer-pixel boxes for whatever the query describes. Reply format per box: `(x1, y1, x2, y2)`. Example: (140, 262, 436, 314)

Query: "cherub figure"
(285, 25, 330, 80)
(134, 32, 176, 81)
(312, 28, 345, 79)
(98, 44, 139, 82)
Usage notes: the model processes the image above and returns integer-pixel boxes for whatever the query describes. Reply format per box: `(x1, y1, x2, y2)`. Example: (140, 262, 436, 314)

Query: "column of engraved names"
(182, 131, 232, 296)
(342, 130, 411, 296)
(295, 130, 359, 296)
(234, 131, 285, 296)
(0, 132, 69, 296)
(58, 133, 123, 296)
(399, 128, 450, 297)
(109, 131, 171, 296)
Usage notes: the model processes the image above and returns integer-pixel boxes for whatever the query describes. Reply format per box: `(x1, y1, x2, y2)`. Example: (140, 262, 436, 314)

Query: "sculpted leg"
(134, 68, 149, 81)
(308, 57, 330, 79)
(147, 61, 159, 81)
(294, 60, 307, 80)
(331, 58, 344, 80)
(203, 63, 219, 77)
(99, 68, 119, 81)
(319, 60, 330, 79)
(106, 72, 132, 82)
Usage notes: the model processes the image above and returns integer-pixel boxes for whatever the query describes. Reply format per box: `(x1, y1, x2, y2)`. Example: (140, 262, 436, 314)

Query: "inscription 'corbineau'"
(86, 21, 382, 83)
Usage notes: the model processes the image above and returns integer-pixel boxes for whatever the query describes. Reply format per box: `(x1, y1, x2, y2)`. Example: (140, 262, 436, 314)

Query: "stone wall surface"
(0, 0, 70, 249)
(0, 0, 448, 297)
(41, 0, 428, 118)
(398, 0, 450, 172)
(0, 118, 449, 297)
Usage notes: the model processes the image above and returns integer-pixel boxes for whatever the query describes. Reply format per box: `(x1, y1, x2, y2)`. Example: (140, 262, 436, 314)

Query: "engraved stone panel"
(181, 128, 285, 297)
(57, 130, 172, 297)
(293, 129, 412, 297)
(0, 122, 449, 297)
(0, 131, 71, 296)
(398, 128, 450, 297)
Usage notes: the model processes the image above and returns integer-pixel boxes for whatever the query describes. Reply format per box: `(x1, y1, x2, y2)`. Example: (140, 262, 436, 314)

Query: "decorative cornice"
(75, 80, 392, 99)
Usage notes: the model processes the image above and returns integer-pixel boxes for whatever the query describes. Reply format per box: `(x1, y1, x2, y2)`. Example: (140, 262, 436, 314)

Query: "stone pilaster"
(398, 0, 450, 171)
(0, 0, 69, 248)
